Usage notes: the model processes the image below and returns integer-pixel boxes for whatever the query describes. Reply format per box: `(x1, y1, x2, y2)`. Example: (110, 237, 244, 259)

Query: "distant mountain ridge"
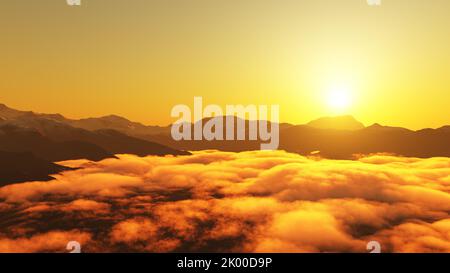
(0, 104, 189, 156)
(0, 103, 169, 137)
(0, 103, 190, 183)
(307, 115, 365, 131)
(0, 124, 113, 162)
(143, 115, 450, 159)
(1, 103, 450, 161)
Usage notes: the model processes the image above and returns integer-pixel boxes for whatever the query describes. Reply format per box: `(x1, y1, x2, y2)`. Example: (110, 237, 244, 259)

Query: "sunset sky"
(1, 0, 450, 129)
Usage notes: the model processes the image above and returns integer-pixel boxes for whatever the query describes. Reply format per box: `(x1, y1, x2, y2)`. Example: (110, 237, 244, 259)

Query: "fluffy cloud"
(0, 231, 91, 253)
(0, 150, 449, 253)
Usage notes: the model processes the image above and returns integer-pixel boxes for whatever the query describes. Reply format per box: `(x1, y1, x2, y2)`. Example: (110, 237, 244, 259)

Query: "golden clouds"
(110, 218, 157, 243)
(374, 219, 450, 252)
(0, 151, 449, 252)
(0, 231, 91, 253)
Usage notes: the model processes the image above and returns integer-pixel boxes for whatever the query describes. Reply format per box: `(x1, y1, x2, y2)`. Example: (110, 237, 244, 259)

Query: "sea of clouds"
(0, 150, 449, 252)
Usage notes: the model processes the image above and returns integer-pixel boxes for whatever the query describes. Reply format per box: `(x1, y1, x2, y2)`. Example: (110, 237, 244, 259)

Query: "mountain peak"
(368, 123, 383, 128)
(101, 114, 130, 122)
(306, 115, 365, 131)
(0, 103, 28, 119)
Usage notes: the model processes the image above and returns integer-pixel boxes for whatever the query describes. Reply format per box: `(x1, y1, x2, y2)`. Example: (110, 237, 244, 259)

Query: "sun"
(326, 85, 352, 112)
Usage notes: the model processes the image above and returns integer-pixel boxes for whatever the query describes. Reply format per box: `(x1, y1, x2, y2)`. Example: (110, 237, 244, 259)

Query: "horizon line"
(1, 102, 448, 132)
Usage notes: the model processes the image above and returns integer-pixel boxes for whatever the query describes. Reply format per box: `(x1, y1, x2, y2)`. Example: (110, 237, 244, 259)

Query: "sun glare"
(326, 85, 352, 112)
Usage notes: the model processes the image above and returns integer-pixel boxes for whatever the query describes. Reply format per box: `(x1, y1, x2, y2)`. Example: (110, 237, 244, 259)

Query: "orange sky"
(1, 0, 450, 129)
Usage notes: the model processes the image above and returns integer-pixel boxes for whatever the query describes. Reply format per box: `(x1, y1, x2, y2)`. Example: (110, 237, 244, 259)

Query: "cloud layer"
(0, 150, 449, 253)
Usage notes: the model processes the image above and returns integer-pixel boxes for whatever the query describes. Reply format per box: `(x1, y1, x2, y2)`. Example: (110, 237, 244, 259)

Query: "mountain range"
(0, 103, 449, 183)
(0, 103, 189, 184)
(143, 116, 450, 159)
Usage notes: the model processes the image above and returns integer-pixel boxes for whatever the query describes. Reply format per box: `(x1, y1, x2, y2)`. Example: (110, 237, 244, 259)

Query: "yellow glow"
(0, 1, 450, 129)
(326, 85, 352, 112)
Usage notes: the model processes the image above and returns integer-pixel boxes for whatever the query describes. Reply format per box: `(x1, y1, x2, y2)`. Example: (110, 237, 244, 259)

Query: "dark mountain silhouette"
(0, 151, 72, 186)
(0, 125, 113, 161)
(74, 128, 189, 156)
(0, 104, 190, 185)
(278, 123, 447, 159)
(0, 103, 25, 119)
(0, 106, 189, 157)
(1, 103, 449, 160)
(144, 117, 450, 159)
(70, 115, 169, 136)
(0, 103, 67, 122)
(0, 103, 169, 138)
(146, 116, 270, 152)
